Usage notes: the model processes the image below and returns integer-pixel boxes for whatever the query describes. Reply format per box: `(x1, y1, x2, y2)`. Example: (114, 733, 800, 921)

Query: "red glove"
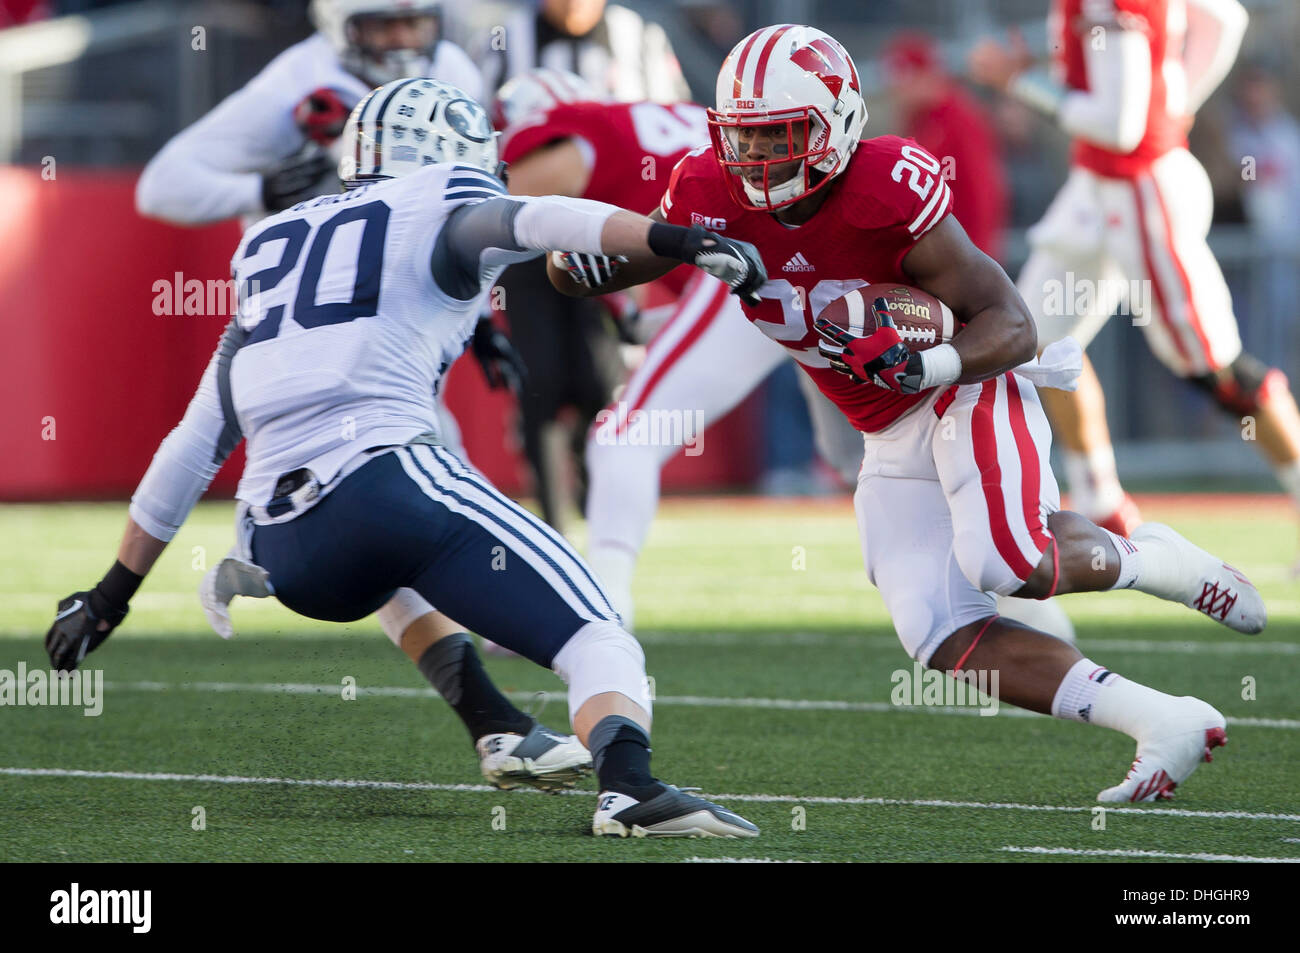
(815, 297, 923, 394)
(293, 88, 351, 146)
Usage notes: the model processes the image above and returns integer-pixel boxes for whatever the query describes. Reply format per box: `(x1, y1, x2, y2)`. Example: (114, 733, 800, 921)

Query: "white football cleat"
(1097, 697, 1227, 803)
(592, 784, 759, 838)
(996, 595, 1075, 643)
(477, 722, 592, 793)
(1129, 523, 1266, 634)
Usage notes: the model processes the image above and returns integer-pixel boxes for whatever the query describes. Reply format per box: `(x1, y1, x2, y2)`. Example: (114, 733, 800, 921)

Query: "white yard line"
(683, 857, 810, 863)
(100, 679, 1300, 730)
(1001, 846, 1299, 863)
(4, 767, 1298, 823)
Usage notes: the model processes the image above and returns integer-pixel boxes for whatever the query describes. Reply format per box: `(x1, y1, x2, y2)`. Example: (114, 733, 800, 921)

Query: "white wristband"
(919, 343, 963, 391)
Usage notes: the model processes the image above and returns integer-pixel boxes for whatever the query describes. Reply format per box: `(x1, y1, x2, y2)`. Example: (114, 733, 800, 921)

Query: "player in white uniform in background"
(137, 0, 482, 224)
(51, 79, 768, 836)
(971, 0, 1300, 537)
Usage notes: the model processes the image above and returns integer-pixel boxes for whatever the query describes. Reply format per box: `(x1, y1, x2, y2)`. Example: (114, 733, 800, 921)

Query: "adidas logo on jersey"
(783, 252, 815, 272)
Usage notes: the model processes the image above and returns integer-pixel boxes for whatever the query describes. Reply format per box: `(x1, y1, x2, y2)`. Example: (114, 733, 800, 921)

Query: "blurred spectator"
(477, 0, 689, 101)
(1229, 64, 1300, 363)
(883, 32, 1008, 261)
(1229, 65, 1300, 250)
(992, 96, 1065, 229)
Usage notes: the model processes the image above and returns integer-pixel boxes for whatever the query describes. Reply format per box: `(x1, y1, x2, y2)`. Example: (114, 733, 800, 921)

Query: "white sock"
(1099, 528, 1140, 590)
(1274, 459, 1300, 509)
(1064, 447, 1124, 519)
(1051, 658, 1175, 741)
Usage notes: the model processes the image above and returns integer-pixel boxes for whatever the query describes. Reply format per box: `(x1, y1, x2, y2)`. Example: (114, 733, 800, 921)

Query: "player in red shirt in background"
(554, 24, 1267, 802)
(884, 32, 1010, 264)
(971, 0, 1300, 538)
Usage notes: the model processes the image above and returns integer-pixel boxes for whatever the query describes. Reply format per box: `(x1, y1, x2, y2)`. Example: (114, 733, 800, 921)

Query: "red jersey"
(660, 136, 954, 433)
(501, 99, 708, 294)
(1053, 0, 1188, 177)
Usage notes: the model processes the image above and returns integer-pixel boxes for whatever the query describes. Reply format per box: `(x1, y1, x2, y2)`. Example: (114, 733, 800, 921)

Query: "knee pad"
(1192, 353, 1287, 417)
(551, 620, 651, 721)
(375, 588, 437, 648)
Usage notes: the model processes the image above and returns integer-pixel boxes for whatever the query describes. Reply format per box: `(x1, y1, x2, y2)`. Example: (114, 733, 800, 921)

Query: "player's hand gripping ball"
(814, 284, 956, 395)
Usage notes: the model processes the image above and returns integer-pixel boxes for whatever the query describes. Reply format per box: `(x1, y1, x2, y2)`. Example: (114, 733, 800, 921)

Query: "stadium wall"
(0, 167, 761, 501)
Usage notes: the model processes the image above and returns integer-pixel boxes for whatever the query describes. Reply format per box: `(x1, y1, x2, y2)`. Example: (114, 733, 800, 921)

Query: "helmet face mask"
(339, 78, 500, 188)
(312, 1, 442, 87)
(710, 24, 867, 211)
(344, 12, 439, 86)
(707, 105, 836, 211)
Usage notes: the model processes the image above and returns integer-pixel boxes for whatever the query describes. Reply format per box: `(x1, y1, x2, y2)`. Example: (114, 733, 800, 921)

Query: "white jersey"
(136, 33, 484, 226)
(228, 163, 513, 505)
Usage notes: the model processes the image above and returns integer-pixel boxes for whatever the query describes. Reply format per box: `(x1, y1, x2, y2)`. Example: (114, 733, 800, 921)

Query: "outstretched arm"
(1184, 0, 1248, 112)
(45, 322, 243, 670)
(437, 198, 762, 302)
(970, 20, 1153, 152)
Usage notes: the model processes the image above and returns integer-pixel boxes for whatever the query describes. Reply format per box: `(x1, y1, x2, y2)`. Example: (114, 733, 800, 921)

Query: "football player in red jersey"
(501, 69, 1075, 639)
(971, 0, 1300, 538)
(491, 69, 865, 630)
(553, 24, 1268, 802)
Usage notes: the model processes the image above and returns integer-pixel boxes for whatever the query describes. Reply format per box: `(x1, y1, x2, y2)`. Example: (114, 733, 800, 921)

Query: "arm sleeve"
(1056, 27, 1152, 152)
(135, 67, 302, 224)
(432, 194, 622, 297)
(1183, 0, 1248, 112)
(128, 322, 243, 541)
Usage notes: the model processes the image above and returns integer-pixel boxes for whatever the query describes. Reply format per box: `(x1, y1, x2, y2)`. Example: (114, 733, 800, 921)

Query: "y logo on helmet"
(444, 99, 492, 144)
(790, 39, 860, 99)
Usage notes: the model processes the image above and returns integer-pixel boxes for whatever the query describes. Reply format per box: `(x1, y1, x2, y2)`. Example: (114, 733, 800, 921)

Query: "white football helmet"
(491, 68, 600, 131)
(311, 0, 442, 87)
(708, 24, 867, 210)
(339, 78, 499, 187)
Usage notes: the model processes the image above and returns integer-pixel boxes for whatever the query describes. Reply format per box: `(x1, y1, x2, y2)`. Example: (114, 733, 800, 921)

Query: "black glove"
(648, 223, 767, 305)
(45, 590, 125, 672)
(45, 561, 142, 671)
(261, 147, 336, 212)
(471, 316, 527, 396)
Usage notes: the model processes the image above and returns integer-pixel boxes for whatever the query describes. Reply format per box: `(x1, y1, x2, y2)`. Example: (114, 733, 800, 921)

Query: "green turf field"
(2, 496, 1297, 862)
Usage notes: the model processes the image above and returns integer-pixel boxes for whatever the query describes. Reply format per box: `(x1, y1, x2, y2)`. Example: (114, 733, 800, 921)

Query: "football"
(816, 282, 957, 351)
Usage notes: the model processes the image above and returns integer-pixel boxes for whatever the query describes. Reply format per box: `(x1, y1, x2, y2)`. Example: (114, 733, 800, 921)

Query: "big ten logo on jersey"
(690, 212, 727, 230)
